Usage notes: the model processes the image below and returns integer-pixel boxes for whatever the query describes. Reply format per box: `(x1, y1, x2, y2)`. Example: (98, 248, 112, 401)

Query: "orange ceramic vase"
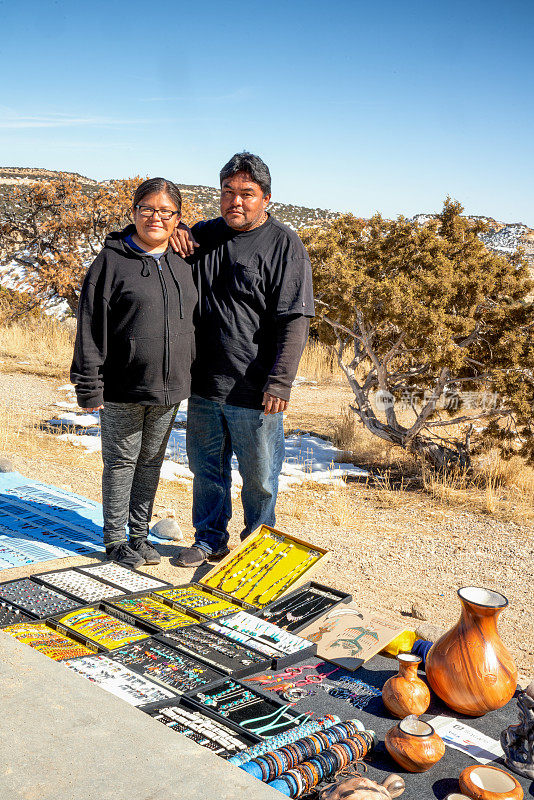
(382, 653, 431, 718)
(426, 587, 517, 717)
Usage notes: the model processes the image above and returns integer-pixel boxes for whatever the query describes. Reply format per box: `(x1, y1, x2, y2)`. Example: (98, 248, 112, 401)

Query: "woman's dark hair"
(219, 152, 271, 197)
(132, 177, 182, 215)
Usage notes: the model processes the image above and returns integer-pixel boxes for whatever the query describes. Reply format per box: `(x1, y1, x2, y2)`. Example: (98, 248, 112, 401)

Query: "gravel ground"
(0, 372, 532, 681)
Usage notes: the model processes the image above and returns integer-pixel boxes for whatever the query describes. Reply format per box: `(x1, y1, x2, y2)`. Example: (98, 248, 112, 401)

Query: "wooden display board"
(298, 602, 404, 670)
(200, 525, 329, 608)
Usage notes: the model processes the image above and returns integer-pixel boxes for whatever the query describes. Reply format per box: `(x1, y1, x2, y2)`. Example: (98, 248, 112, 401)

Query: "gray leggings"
(99, 402, 178, 545)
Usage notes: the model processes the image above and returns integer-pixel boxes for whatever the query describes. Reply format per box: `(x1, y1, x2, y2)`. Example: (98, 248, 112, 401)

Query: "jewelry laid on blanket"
(109, 640, 222, 693)
(3, 622, 94, 660)
(64, 654, 175, 705)
(52, 606, 150, 650)
(154, 586, 242, 619)
(106, 595, 198, 630)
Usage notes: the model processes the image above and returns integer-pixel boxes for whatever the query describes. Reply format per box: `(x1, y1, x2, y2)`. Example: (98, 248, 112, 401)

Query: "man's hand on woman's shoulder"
(170, 222, 199, 257)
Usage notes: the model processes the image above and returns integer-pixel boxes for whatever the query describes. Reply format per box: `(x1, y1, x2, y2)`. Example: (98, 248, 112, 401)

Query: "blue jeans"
(186, 394, 285, 555)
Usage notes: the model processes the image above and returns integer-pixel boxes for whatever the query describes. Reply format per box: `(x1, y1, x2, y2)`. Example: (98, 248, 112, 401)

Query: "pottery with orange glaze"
(425, 587, 517, 716)
(382, 653, 431, 718)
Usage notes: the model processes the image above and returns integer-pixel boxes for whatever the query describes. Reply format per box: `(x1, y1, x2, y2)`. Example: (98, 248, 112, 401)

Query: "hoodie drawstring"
(166, 258, 184, 319)
(141, 260, 151, 277)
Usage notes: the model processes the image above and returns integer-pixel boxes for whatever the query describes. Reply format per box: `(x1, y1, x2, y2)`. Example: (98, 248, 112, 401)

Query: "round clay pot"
(382, 653, 431, 718)
(426, 587, 518, 716)
(385, 715, 445, 773)
(459, 765, 524, 800)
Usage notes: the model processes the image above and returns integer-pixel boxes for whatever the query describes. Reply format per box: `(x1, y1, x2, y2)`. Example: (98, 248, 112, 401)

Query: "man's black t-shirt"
(190, 214, 314, 409)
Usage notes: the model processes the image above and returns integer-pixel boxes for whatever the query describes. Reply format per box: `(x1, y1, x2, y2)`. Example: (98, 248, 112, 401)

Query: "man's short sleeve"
(275, 257, 315, 317)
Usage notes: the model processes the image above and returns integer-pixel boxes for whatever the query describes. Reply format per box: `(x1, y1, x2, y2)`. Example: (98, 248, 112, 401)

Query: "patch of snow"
(53, 412, 99, 427)
(49, 408, 368, 493)
(479, 224, 527, 254)
(293, 375, 317, 387)
(60, 433, 102, 454)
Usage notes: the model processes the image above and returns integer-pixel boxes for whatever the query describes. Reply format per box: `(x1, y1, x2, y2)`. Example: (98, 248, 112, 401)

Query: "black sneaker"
(105, 541, 145, 569)
(176, 546, 209, 568)
(129, 537, 161, 565)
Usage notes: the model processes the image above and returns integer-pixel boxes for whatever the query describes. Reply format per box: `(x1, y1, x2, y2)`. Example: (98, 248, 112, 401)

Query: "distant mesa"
(0, 168, 532, 263)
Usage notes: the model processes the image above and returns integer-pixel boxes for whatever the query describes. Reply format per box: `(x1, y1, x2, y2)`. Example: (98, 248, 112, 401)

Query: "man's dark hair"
(219, 152, 271, 197)
(132, 177, 182, 215)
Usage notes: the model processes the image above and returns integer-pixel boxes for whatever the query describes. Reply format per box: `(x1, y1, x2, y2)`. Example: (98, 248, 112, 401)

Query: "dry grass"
(298, 340, 344, 383)
(328, 400, 534, 524)
(0, 400, 97, 474)
(423, 450, 534, 525)
(331, 406, 416, 472)
(1, 310, 532, 527)
(0, 315, 73, 378)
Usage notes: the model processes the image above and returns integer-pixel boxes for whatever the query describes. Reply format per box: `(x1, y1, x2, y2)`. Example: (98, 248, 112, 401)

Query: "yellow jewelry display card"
(3, 622, 94, 660)
(55, 606, 150, 650)
(110, 596, 197, 629)
(200, 525, 329, 608)
(154, 587, 242, 619)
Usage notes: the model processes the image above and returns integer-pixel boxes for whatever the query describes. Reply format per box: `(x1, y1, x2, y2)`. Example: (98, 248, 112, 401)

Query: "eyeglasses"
(135, 205, 179, 221)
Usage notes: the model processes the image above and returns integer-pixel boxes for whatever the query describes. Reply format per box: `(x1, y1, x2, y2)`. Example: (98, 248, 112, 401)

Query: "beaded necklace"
(251, 550, 321, 606)
(209, 534, 272, 590)
(233, 548, 292, 600)
(263, 592, 334, 629)
(220, 547, 278, 594)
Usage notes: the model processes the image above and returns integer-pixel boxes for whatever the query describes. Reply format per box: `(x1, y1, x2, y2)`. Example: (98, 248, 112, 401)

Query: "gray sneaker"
(129, 537, 161, 565)
(105, 541, 146, 569)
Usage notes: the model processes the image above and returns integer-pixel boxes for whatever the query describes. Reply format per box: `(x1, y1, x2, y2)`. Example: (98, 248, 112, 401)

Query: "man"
(176, 152, 314, 568)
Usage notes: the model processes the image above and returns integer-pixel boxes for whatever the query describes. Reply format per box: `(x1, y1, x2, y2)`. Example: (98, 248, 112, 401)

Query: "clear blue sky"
(1, 0, 533, 223)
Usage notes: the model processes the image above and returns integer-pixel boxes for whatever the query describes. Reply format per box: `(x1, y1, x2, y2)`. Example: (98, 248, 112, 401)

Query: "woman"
(71, 178, 197, 568)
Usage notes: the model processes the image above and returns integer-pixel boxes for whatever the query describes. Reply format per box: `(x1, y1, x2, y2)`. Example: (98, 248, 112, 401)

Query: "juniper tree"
(0, 174, 202, 314)
(300, 199, 534, 468)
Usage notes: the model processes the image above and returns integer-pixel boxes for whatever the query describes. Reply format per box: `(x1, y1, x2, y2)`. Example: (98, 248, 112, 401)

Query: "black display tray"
(187, 677, 305, 739)
(139, 695, 261, 758)
(108, 638, 224, 695)
(0, 601, 34, 627)
(74, 562, 172, 594)
(207, 613, 317, 670)
(0, 577, 81, 619)
(256, 580, 352, 633)
(48, 603, 151, 653)
(102, 593, 200, 634)
(155, 625, 271, 678)
(31, 566, 127, 605)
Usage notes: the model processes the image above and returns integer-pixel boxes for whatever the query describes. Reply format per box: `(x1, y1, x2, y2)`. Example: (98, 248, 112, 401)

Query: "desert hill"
(1, 168, 533, 264)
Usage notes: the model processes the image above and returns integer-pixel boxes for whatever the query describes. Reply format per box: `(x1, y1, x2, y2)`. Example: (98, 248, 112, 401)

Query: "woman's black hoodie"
(71, 225, 197, 408)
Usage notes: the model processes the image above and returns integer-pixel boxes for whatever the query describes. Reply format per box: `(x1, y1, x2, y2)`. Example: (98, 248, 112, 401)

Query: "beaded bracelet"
(227, 715, 341, 766)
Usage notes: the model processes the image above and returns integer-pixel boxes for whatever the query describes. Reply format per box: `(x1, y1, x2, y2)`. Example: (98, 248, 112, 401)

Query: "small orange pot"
(382, 653, 431, 718)
(385, 716, 445, 773)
